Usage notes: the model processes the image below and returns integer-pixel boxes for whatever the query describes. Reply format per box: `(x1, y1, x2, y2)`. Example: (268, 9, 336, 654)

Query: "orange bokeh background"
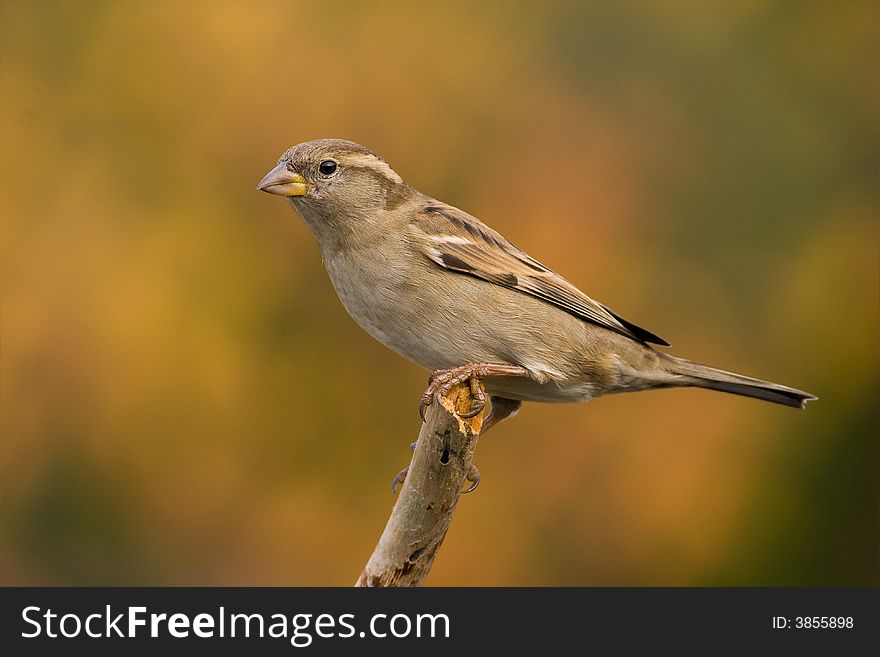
(1, 1, 876, 585)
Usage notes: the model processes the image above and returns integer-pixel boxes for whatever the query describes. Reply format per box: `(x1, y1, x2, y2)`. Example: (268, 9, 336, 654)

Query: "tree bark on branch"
(355, 381, 484, 587)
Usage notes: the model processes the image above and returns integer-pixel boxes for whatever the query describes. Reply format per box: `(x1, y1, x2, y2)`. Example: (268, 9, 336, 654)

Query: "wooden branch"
(355, 381, 485, 587)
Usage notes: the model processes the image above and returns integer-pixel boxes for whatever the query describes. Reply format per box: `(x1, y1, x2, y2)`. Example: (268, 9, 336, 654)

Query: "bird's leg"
(419, 362, 530, 421)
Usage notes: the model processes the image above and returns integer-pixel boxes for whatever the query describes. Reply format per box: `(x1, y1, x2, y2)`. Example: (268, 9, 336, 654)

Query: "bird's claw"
(391, 465, 408, 494)
(390, 442, 419, 493)
(419, 364, 490, 421)
(463, 463, 481, 494)
(457, 375, 486, 418)
(418, 393, 432, 423)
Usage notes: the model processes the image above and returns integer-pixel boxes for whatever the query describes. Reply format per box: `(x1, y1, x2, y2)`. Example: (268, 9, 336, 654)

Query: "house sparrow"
(258, 139, 815, 431)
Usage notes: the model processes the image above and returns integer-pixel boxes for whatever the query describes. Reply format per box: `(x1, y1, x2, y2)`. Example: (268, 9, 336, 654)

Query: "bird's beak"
(257, 163, 309, 196)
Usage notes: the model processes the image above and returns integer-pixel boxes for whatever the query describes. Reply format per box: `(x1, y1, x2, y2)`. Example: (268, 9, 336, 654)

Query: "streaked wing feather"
(412, 204, 669, 346)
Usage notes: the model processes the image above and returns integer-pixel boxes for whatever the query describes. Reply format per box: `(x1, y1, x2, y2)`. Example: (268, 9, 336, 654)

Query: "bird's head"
(258, 139, 412, 248)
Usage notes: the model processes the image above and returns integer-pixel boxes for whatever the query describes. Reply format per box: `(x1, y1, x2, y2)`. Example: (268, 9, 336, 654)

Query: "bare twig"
(355, 381, 484, 587)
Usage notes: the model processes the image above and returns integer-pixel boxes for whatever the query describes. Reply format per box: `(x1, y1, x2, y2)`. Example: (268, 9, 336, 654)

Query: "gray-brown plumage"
(258, 138, 815, 423)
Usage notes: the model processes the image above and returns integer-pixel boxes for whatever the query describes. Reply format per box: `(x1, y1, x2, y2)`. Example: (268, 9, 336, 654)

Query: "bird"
(258, 138, 815, 437)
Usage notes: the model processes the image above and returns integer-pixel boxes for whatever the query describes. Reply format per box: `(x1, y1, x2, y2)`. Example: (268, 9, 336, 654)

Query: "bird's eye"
(318, 160, 338, 176)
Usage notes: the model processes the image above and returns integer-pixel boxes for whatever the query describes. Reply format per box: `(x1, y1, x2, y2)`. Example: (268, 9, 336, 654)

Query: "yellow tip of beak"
(257, 163, 309, 196)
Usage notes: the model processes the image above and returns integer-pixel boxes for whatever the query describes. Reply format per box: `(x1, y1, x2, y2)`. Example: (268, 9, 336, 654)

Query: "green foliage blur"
(1, 0, 876, 586)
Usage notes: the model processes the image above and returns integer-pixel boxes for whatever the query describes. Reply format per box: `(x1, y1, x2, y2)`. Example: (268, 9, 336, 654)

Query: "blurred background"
(1, 0, 876, 586)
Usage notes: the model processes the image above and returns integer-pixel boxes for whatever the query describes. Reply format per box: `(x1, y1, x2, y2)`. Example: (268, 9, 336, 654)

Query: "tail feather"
(663, 355, 816, 409)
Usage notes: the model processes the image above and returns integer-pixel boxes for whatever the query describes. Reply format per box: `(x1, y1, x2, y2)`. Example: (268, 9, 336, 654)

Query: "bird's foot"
(463, 463, 481, 494)
(418, 362, 529, 421)
(391, 466, 408, 493)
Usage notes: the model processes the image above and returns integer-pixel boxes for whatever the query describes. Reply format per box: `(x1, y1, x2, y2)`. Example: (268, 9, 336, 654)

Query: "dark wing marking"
(412, 204, 669, 346)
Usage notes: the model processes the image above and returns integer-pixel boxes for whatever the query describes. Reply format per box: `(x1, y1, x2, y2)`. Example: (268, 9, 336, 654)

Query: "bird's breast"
(321, 247, 441, 364)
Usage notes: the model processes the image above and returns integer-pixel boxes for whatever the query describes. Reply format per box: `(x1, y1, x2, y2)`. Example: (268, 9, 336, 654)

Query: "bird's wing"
(409, 203, 669, 346)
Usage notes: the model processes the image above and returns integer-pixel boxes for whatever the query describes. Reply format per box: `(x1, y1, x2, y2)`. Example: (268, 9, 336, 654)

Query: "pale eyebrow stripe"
(344, 153, 403, 184)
